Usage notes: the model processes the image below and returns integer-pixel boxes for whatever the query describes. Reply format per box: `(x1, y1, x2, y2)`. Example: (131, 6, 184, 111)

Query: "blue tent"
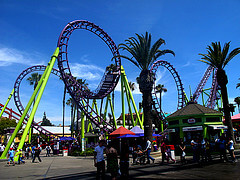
(117, 134, 139, 138)
(60, 137, 76, 141)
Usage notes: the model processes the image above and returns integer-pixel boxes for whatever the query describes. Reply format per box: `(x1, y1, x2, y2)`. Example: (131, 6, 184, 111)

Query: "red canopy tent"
(109, 126, 135, 136)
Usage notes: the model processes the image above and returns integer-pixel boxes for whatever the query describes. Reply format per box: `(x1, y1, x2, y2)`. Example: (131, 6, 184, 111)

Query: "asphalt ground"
(0, 150, 239, 179)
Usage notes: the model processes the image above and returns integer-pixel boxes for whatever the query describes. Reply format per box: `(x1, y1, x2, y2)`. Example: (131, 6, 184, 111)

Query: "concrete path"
(0, 150, 239, 179)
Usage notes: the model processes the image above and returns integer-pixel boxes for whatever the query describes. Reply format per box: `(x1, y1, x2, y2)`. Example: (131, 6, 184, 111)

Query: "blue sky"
(1, 0, 240, 126)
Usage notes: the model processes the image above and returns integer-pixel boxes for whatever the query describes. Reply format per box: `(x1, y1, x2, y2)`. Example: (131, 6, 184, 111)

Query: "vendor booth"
(165, 102, 225, 144)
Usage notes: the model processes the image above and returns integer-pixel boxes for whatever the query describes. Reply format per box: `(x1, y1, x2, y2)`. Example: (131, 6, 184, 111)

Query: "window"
(169, 120, 179, 125)
(206, 117, 221, 122)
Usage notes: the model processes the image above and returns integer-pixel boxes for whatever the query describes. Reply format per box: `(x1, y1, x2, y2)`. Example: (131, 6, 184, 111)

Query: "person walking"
(160, 139, 166, 164)
(166, 146, 176, 163)
(25, 145, 30, 159)
(0, 143, 5, 156)
(106, 142, 118, 180)
(32, 146, 41, 163)
(191, 138, 198, 162)
(145, 137, 155, 164)
(46, 144, 51, 157)
(8, 148, 15, 166)
(120, 141, 129, 179)
(31, 145, 35, 159)
(94, 140, 106, 180)
(179, 139, 186, 164)
(227, 138, 237, 162)
(205, 138, 212, 162)
(216, 136, 228, 162)
(15, 149, 25, 164)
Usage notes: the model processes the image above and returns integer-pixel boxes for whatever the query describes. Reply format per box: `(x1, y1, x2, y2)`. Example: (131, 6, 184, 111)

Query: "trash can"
(63, 148, 68, 156)
(168, 145, 175, 160)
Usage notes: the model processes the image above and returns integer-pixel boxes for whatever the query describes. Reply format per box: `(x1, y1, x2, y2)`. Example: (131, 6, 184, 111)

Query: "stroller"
(135, 146, 146, 164)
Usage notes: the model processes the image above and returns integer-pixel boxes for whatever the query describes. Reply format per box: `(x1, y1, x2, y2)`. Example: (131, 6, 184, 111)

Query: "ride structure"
(0, 20, 222, 159)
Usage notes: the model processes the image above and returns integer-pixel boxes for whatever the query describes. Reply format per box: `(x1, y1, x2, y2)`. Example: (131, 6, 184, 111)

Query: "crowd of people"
(4, 143, 53, 166)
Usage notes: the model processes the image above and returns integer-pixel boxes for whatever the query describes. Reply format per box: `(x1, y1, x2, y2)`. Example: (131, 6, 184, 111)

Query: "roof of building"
(33, 126, 71, 134)
(232, 113, 240, 120)
(166, 102, 222, 119)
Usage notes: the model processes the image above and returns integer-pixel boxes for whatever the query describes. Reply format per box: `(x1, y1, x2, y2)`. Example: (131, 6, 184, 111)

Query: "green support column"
(108, 94, 117, 129)
(121, 65, 142, 128)
(81, 110, 85, 151)
(14, 47, 59, 160)
(180, 127, 184, 139)
(160, 121, 164, 132)
(28, 127, 32, 144)
(121, 69, 125, 127)
(103, 95, 109, 123)
(203, 125, 207, 138)
(0, 57, 50, 159)
(0, 88, 14, 119)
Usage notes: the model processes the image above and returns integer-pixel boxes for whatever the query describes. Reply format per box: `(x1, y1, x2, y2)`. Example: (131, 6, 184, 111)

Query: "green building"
(166, 102, 227, 144)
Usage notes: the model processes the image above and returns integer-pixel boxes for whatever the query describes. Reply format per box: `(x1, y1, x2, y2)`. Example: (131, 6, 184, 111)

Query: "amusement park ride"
(0, 20, 221, 159)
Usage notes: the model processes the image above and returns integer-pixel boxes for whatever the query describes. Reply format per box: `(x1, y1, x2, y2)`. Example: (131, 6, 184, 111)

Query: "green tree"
(199, 41, 240, 142)
(237, 78, 240, 89)
(116, 32, 174, 141)
(0, 117, 17, 135)
(234, 97, 240, 113)
(155, 84, 167, 114)
(27, 73, 42, 90)
(40, 112, 53, 126)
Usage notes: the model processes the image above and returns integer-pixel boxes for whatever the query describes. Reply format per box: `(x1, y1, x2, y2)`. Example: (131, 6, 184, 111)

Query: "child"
(166, 146, 176, 163)
(15, 149, 25, 164)
(8, 148, 15, 166)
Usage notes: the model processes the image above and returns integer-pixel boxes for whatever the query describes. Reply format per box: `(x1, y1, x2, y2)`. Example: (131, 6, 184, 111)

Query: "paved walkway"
(0, 150, 239, 179)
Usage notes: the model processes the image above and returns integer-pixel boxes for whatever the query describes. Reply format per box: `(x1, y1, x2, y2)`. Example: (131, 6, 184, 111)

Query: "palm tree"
(199, 41, 240, 142)
(236, 78, 240, 89)
(234, 97, 240, 113)
(155, 84, 167, 114)
(26, 73, 42, 143)
(116, 32, 174, 141)
(27, 73, 42, 90)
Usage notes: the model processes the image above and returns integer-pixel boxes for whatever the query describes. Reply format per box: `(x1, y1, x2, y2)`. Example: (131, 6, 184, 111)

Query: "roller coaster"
(0, 20, 221, 159)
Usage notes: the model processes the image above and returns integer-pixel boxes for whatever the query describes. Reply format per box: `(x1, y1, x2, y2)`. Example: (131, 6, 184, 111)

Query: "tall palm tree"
(26, 73, 42, 143)
(236, 78, 240, 89)
(155, 84, 167, 114)
(116, 32, 174, 141)
(199, 41, 240, 142)
(27, 73, 42, 90)
(234, 97, 240, 113)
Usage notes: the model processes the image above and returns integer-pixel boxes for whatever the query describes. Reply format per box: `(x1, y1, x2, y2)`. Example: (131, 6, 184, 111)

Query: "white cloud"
(0, 47, 45, 66)
(70, 63, 105, 81)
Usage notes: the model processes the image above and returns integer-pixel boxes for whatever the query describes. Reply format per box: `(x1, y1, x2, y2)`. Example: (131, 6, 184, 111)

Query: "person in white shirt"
(145, 137, 155, 164)
(227, 138, 237, 162)
(94, 140, 106, 180)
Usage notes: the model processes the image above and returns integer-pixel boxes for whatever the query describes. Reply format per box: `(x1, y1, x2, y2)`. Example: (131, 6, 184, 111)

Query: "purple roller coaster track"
(57, 20, 121, 132)
(2, 20, 220, 136)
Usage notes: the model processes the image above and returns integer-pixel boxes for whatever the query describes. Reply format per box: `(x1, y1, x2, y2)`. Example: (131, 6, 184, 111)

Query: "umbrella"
(130, 126, 144, 134)
(152, 133, 161, 137)
(117, 134, 139, 138)
(109, 126, 135, 136)
(60, 137, 76, 141)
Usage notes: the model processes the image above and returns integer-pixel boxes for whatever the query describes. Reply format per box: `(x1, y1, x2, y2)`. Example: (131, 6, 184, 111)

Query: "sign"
(188, 118, 196, 124)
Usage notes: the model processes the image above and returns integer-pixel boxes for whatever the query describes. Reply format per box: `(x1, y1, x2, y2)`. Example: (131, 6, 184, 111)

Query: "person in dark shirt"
(32, 146, 41, 163)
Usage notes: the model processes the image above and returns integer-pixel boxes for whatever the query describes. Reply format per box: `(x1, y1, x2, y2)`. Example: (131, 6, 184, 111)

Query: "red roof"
(109, 126, 135, 136)
(232, 113, 240, 121)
